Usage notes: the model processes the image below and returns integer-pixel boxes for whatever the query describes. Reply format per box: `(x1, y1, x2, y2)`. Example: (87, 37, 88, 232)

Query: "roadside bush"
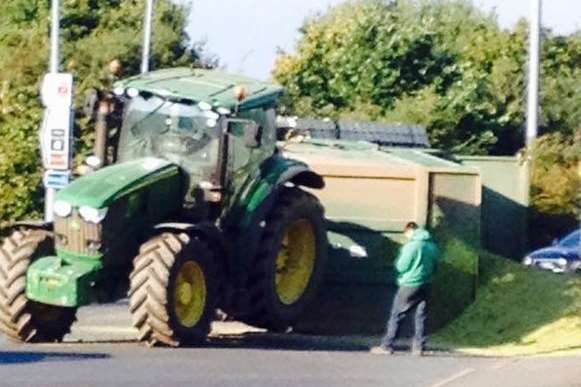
(274, 0, 581, 156)
(529, 131, 581, 246)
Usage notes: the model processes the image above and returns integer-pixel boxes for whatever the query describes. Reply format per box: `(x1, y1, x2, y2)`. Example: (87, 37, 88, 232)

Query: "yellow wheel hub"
(174, 261, 207, 328)
(275, 219, 316, 305)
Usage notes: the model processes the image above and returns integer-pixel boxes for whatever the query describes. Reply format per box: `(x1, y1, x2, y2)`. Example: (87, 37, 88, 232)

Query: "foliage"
(430, 226, 479, 331)
(433, 251, 581, 356)
(274, 0, 581, 156)
(0, 0, 204, 228)
(528, 131, 581, 246)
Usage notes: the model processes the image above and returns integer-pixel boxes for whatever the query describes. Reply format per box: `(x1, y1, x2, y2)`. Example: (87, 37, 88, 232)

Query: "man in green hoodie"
(371, 222, 440, 356)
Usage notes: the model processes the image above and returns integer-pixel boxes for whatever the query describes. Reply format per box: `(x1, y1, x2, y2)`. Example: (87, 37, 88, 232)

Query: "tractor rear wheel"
(243, 188, 327, 331)
(0, 229, 77, 343)
(129, 233, 218, 347)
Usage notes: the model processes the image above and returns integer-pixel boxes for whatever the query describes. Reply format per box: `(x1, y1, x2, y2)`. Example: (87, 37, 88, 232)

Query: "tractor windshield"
(117, 94, 221, 179)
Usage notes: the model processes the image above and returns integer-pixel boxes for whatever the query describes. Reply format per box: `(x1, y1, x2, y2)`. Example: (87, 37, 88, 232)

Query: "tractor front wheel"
(129, 233, 218, 347)
(0, 229, 77, 343)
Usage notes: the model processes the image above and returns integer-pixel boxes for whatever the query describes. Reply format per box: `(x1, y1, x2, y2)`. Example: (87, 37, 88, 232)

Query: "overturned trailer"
(278, 119, 482, 334)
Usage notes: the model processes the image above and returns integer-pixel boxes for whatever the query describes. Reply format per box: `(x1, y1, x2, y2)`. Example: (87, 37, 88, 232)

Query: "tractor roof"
(115, 67, 283, 111)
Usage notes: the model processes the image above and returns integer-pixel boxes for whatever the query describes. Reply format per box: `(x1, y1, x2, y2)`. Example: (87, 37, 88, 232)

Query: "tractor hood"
(57, 158, 181, 209)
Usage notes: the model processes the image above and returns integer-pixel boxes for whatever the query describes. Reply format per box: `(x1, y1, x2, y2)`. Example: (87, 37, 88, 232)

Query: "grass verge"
(432, 251, 581, 356)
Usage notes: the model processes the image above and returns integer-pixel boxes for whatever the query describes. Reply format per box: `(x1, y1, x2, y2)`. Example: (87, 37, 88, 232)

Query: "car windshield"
(560, 230, 580, 248)
(117, 94, 221, 175)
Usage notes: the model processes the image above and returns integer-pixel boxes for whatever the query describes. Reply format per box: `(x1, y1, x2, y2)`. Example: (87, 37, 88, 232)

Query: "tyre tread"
(129, 232, 218, 347)
(0, 229, 76, 343)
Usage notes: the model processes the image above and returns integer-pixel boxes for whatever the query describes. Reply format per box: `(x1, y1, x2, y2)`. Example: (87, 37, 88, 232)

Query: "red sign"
(41, 73, 73, 109)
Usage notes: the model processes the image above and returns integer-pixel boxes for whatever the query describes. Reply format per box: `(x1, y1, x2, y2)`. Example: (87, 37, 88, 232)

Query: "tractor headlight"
(79, 206, 108, 224)
(126, 87, 140, 98)
(54, 200, 73, 218)
(113, 86, 125, 96)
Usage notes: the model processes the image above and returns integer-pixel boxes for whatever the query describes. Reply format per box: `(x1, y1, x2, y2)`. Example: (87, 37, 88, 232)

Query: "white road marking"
(428, 368, 476, 387)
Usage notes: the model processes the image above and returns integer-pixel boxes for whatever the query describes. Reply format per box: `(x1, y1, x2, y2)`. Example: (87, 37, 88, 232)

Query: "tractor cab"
(109, 68, 283, 210)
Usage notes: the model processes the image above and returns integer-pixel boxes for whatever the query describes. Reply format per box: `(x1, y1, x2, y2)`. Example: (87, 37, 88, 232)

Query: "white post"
(526, 0, 542, 148)
(49, 0, 60, 73)
(45, 0, 61, 222)
(141, 0, 155, 73)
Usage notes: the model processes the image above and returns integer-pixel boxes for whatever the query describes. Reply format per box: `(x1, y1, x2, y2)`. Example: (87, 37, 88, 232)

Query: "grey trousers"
(379, 284, 431, 350)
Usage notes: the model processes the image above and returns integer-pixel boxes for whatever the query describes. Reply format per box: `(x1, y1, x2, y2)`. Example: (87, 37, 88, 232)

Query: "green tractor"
(0, 68, 328, 346)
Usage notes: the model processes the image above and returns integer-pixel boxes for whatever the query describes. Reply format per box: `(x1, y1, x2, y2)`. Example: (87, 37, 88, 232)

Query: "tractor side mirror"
(225, 119, 262, 149)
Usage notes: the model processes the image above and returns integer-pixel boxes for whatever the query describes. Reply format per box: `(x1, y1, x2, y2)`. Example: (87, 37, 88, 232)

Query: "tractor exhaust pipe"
(93, 97, 109, 168)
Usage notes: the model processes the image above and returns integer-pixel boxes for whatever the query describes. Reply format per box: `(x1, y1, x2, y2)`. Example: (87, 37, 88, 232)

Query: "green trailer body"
(282, 140, 482, 333)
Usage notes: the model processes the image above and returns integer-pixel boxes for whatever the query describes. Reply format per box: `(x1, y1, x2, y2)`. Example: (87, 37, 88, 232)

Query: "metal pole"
(524, 0, 542, 251)
(526, 0, 541, 148)
(45, 0, 61, 222)
(141, 0, 155, 73)
(49, 0, 60, 73)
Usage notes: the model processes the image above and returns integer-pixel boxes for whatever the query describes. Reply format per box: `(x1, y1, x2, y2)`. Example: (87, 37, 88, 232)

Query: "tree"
(528, 131, 581, 246)
(0, 0, 206, 228)
(273, 0, 581, 155)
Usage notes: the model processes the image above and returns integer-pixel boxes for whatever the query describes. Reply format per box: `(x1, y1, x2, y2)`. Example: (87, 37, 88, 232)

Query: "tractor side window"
(228, 121, 247, 137)
(262, 107, 277, 149)
(235, 107, 276, 150)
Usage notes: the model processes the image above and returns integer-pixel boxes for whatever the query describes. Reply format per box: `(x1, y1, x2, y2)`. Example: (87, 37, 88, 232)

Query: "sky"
(184, 0, 581, 80)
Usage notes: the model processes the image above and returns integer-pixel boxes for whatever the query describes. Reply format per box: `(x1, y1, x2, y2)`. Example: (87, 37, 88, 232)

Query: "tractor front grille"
(54, 210, 103, 256)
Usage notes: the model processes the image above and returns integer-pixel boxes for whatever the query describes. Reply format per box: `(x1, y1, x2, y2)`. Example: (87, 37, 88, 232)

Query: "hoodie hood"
(411, 228, 432, 241)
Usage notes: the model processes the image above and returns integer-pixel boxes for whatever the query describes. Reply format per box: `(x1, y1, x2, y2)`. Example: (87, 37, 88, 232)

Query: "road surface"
(0, 304, 580, 387)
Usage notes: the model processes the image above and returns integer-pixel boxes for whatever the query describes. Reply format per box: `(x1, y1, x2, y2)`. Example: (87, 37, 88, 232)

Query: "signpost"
(41, 0, 73, 222)
(40, 73, 74, 172)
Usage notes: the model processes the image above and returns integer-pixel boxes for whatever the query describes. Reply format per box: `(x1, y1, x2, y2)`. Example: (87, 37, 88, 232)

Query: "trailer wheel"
(244, 188, 327, 330)
(129, 233, 218, 347)
(0, 229, 77, 343)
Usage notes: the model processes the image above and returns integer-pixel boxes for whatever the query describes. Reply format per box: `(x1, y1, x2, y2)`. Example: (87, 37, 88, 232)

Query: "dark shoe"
(370, 346, 394, 355)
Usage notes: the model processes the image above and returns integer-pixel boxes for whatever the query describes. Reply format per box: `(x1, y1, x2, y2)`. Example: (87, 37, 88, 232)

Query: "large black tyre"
(128, 233, 218, 347)
(243, 188, 328, 331)
(0, 229, 77, 343)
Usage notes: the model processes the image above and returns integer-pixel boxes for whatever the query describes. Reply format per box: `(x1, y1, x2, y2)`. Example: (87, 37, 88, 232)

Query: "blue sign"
(43, 170, 71, 189)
